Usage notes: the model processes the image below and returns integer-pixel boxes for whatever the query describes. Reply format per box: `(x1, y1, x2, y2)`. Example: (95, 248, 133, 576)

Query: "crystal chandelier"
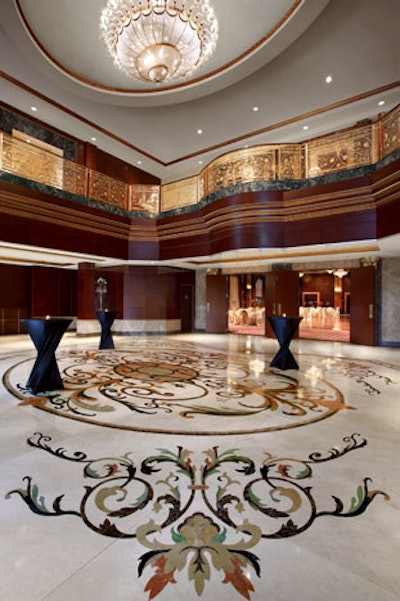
(100, 0, 218, 84)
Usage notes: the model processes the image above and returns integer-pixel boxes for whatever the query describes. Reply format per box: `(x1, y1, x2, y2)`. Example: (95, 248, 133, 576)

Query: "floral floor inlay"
(6, 432, 388, 599)
(1, 339, 370, 434)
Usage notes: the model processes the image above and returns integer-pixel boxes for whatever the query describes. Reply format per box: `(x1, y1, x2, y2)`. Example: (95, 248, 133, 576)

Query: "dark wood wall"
(121, 266, 194, 320)
(0, 262, 195, 334)
(84, 144, 160, 185)
(76, 263, 195, 323)
(300, 273, 334, 307)
(0, 264, 76, 334)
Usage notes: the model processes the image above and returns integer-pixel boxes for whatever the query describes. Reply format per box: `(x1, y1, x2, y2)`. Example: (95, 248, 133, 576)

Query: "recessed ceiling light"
(378, 100, 385, 106)
(302, 125, 309, 130)
(198, 160, 203, 165)
(137, 160, 142, 165)
(91, 137, 97, 142)
(30, 106, 37, 112)
(252, 106, 259, 112)
(197, 128, 203, 135)
(325, 75, 333, 84)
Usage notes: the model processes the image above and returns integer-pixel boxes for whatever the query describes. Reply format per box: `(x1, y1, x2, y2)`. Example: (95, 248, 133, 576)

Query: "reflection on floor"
(299, 315, 350, 342)
(230, 316, 350, 342)
(0, 332, 399, 601)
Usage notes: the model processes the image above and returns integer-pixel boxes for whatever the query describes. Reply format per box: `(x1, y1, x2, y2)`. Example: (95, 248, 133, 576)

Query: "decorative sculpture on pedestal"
(95, 277, 108, 311)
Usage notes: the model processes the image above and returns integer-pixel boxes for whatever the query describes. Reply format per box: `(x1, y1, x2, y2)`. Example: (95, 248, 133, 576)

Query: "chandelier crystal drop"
(100, 0, 218, 84)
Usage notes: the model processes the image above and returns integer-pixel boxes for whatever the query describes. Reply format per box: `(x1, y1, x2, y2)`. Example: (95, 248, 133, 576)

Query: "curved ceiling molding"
(15, 0, 329, 106)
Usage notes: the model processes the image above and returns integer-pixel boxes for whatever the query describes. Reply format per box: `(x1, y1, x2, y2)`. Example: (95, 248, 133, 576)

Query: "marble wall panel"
(380, 257, 400, 344)
(195, 269, 207, 331)
(0, 106, 77, 161)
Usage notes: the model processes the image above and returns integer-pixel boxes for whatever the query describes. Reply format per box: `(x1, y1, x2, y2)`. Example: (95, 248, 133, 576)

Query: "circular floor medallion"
(4, 340, 346, 435)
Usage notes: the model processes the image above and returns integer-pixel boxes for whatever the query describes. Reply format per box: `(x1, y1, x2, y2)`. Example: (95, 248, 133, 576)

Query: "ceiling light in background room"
(100, 0, 218, 84)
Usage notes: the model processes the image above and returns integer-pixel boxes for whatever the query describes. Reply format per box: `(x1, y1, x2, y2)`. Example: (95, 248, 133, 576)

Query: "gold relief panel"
(205, 147, 277, 195)
(62, 161, 87, 197)
(161, 176, 198, 212)
(129, 185, 160, 214)
(88, 171, 110, 203)
(2, 134, 64, 190)
(198, 172, 206, 199)
(277, 145, 303, 179)
(107, 179, 129, 211)
(381, 105, 399, 157)
(306, 124, 379, 178)
(89, 171, 129, 210)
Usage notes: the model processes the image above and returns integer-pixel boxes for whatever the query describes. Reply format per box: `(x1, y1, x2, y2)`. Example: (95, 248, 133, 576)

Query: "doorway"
(228, 274, 265, 335)
(298, 269, 350, 342)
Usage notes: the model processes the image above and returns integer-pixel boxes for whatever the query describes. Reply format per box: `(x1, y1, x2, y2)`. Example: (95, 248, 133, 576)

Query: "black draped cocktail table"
(268, 316, 302, 370)
(96, 310, 116, 349)
(21, 317, 72, 393)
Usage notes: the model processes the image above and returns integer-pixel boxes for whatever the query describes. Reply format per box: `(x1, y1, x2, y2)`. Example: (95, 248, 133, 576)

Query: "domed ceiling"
(0, 0, 399, 269)
(0, 0, 398, 182)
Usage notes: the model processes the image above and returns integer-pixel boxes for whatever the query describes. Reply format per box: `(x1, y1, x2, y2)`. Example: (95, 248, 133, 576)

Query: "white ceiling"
(0, 0, 399, 271)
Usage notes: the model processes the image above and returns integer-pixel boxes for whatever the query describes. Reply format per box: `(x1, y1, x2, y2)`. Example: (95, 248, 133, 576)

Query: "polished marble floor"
(0, 332, 399, 601)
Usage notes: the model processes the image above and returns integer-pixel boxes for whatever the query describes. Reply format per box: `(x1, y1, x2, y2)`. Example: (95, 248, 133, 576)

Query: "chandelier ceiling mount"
(100, 0, 218, 84)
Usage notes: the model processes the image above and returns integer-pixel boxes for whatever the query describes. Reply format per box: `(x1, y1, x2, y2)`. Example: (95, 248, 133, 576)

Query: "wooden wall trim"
(0, 159, 398, 262)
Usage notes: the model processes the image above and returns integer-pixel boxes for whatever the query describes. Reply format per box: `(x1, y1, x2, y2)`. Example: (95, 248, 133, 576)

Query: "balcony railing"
(0, 104, 398, 215)
(0, 132, 160, 215)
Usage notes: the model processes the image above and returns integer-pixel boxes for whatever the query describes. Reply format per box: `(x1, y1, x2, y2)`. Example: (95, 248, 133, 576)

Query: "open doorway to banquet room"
(223, 266, 377, 344)
(227, 270, 351, 342)
(228, 274, 265, 335)
(298, 269, 350, 342)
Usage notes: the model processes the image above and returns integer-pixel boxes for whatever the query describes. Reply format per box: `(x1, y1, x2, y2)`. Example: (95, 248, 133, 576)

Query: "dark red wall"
(300, 273, 334, 306)
(75, 264, 194, 322)
(0, 264, 77, 334)
(85, 144, 160, 185)
(121, 266, 194, 320)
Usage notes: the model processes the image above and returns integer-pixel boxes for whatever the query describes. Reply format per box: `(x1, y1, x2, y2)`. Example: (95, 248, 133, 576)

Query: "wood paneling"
(0, 157, 398, 264)
(350, 266, 376, 345)
(85, 144, 160, 185)
(121, 266, 194, 320)
(0, 180, 130, 259)
(206, 274, 228, 333)
(31, 266, 76, 317)
(0, 263, 76, 333)
(265, 271, 300, 337)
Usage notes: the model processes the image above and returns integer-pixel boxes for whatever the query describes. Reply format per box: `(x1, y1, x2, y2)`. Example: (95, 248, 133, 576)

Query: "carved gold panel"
(88, 171, 129, 211)
(129, 185, 160, 214)
(1, 135, 65, 189)
(205, 146, 277, 195)
(381, 105, 399, 157)
(276, 145, 303, 179)
(306, 124, 379, 177)
(161, 177, 198, 212)
(62, 161, 87, 197)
